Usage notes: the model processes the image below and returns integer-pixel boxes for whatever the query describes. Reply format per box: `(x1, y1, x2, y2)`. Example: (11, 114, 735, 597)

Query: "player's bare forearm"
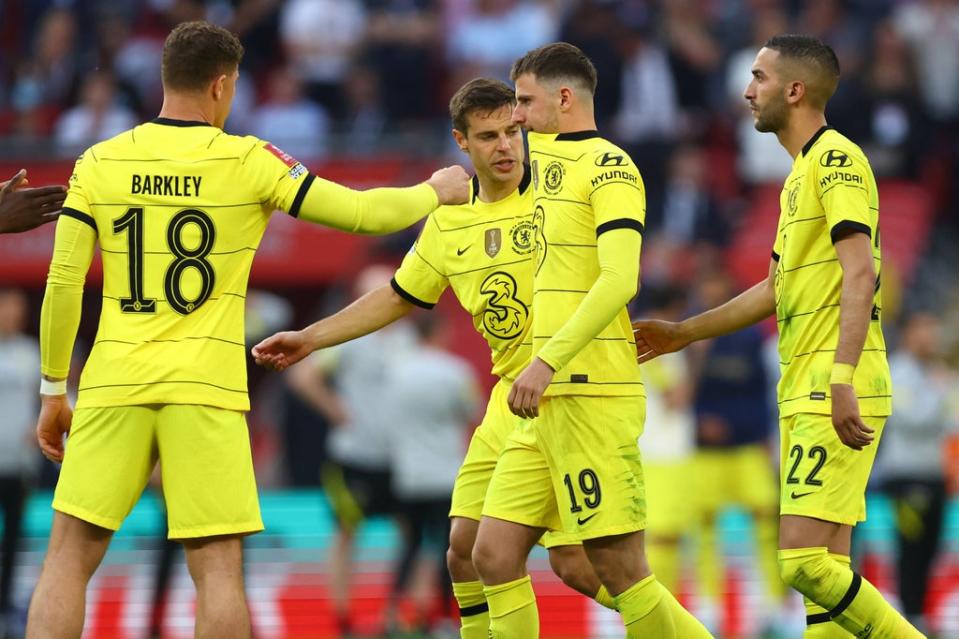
(682, 260, 776, 342)
(634, 259, 775, 363)
(253, 284, 413, 371)
(833, 233, 875, 366)
(302, 284, 413, 350)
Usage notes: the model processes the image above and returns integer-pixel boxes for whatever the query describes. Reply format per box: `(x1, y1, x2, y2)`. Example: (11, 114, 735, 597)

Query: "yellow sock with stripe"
(804, 598, 853, 637)
(803, 554, 854, 638)
(594, 584, 617, 610)
(483, 575, 538, 639)
(779, 547, 924, 638)
(453, 580, 489, 639)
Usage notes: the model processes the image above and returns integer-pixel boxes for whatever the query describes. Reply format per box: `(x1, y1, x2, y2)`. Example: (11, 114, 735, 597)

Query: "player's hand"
(252, 330, 312, 372)
(36, 393, 73, 463)
(632, 319, 690, 364)
(830, 383, 874, 450)
(426, 165, 470, 206)
(508, 357, 554, 419)
(0, 168, 29, 191)
(0, 170, 66, 234)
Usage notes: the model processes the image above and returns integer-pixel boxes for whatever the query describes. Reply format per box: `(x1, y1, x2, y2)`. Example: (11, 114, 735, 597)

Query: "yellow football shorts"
(450, 380, 578, 547)
(53, 404, 263, 539)
(644, 459, 695, 537)
(483, 394, 647, 541)
(695, 444, 778, 516)
(779, 413, 886, 525)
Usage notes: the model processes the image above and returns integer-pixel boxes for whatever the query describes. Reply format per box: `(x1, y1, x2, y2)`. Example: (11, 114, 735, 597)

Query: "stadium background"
(2, 0, 959, 637)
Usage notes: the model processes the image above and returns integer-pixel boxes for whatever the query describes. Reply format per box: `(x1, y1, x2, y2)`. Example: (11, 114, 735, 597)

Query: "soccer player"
(633, 35, 924, 638)
(0, 170, 65, 234)
(471, 43, 711, 638)
(252, 77, 616, 639)
(29, 21, 467, 639)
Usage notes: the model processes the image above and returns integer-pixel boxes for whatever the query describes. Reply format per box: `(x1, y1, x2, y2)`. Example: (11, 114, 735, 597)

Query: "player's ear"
(212, 74, 227, 101)
(452, 128, 469, 153)
(785, 80, 805, 105)
(558, 86, 574, 112)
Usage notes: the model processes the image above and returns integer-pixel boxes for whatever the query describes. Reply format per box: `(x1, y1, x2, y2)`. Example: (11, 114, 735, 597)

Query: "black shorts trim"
(62, 207, 97, 232)
(596, 218, 644, 237)
(830, 220, 871, 243)
(288, 173, 315, 218)
(390, 278, 435, 309)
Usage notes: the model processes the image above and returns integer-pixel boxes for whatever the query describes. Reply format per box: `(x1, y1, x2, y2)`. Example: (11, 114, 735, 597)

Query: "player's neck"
(157, 95, 217, 128)
(476, 172, 521, 204)
(778, 111, 828, 159)
(555, 110, 597, 136)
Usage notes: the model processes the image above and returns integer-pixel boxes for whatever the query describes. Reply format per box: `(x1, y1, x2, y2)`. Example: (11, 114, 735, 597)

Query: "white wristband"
(40, 378, 67, 396)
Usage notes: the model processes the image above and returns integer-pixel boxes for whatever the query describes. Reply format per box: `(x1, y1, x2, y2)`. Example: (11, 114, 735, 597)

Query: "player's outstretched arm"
(296, 166, 470, 235)
(830, 232, 877, 450)
(0, 170, 66, 234)
(252, 283, 414, 371)
(633, 258, 778, 363)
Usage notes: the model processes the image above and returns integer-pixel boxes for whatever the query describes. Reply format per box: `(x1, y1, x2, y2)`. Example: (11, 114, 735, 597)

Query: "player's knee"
(777, 548, 831, 598)
(471, 535, 521, 584)
(447, 541, 471, 576)
(183, 535, 244, 588)
(549, 546, 599, 597)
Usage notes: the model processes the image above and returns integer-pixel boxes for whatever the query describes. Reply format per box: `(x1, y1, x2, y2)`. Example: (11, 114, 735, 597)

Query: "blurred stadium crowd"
(1, 0, 959, 637)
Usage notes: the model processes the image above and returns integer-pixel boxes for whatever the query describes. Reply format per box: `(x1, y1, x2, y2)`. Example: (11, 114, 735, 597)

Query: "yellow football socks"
(779, 547, 925, 638)
(594, 584, 617, 610)
(483, 575, 539, 639)
(617, 575, 675, 638)
(453, 580, 489, 639)
(803, 554, 854, 638)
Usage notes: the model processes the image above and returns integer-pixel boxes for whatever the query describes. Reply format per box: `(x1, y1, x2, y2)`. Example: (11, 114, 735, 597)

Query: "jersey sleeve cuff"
(830, 220, 871, 243)
(390, 277, 435, 310)
(535, 351, 562, 373)
(61, 207, 98, 232)
(287, 173, 316, 218)
(596, 218, 645, 237)
(772, 250, 780, 261)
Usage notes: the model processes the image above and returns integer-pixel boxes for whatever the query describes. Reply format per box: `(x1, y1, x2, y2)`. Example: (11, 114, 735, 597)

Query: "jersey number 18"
(113, 207, 216, 315)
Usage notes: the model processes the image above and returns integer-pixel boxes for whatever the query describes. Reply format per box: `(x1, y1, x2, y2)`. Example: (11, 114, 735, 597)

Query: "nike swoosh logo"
(791, 491, 815, 499)
(577, 513, 597, 526)
(457, 246, 470, 256)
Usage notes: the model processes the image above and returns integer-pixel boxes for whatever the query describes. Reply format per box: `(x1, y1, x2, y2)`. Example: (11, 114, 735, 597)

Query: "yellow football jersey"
(392, 169, 535, 381)
(44, 117, 437, 411)
(527, 131, 645, 397)
(772, 126, 891, 417)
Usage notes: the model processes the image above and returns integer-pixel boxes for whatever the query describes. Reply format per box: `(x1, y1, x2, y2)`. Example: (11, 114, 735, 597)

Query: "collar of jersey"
(470, 163, 531, 205)
(801, 125, 833, 157)
(150, 117, 215, 128)
(554, 130, 600, 142)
